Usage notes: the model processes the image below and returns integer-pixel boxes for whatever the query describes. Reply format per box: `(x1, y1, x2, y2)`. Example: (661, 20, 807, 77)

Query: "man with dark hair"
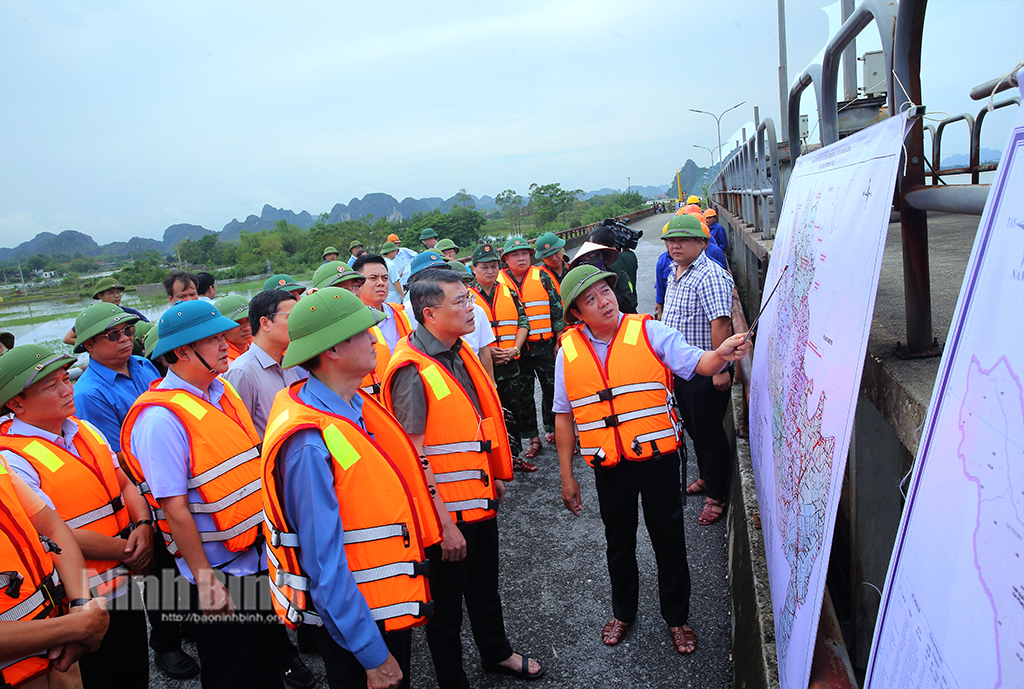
(223, 290, 304, 439)
(163, 270, 199, 304)
(382, 267, 543, 687)
(196, 272, 217, 302)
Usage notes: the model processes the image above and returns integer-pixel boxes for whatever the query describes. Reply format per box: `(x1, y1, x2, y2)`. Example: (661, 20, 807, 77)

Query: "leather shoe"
(282, 656, 316, 689)
(154, 648, 200, 680)
(669, 625, 697, 654)
(601, 618, 631, 646)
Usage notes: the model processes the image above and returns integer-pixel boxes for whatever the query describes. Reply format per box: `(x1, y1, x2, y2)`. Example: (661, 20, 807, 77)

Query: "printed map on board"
(866, 75, 1024, 689)
(749, 112, 909, 689)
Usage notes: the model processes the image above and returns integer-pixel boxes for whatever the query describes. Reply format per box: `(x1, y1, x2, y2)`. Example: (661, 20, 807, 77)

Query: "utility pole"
(627, 177, 631, 193)
(690, 102, 745, 165)
(778, 0, 789, 135)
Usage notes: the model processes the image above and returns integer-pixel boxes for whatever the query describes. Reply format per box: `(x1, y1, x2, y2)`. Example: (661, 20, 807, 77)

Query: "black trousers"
(674, 373, 732, 502)
(425, 518, 513, 689)
(518, 342, 556, 436)
(189, 572, 283, 689)
(79, 607, 149, 688)
(146, 537, 185, 654)
(593, 452, 691, 627)
(315, 623, 410, 689)
(495, 373, 523, 457)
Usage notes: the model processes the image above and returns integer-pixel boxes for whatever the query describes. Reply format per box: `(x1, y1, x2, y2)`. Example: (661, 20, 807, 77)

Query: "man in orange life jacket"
(261, 287, 442, 689)
(120, 300, 284, 689)
(0, 348, 112, 689)
(0, 344, 155, 687)
(382, 268, 544, 686)
(215, 294, 253, 363)
(554, 266, 749, 655)
(498, 236, 563, 458)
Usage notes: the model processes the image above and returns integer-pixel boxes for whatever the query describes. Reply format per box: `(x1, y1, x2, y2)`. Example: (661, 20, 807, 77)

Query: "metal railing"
(708, 0, 1019, 357)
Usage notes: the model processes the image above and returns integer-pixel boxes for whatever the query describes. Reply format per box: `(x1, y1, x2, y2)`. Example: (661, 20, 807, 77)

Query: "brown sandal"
(685, 478, 706, 496)
(524, 437, 542, 459)
(698, 498, 726, 525)
(601, 618, 630, 646)
(669, 625, 697, 654)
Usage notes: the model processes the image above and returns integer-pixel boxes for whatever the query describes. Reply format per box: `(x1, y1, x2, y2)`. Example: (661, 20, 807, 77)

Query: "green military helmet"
(264, 274, 305, 293)
(91, 276, 126, 299)
(560, 265, 618, 324)
(0, 345, 77, 409)
(215, 294, 250, 323)
(311, 262, 365, 291)
(471, 244, 500, 264)
(435, 238, 459, 253)
(322, 246, 339, 259)
(379, 241, 398, 254)
(143, 324, 161, 360)
(152, 300, 239, 360)
(282, 287, 384, 369)
(533, 232, 566, 260)
(418, 227, 438, 240)
(446, 259, 473, 282)
(501, 236, 532, 259)
(133, 321, 155, 355)
(74, 302, 141, 354)
(348, 239, 364, 251)
(661, 214, 707, 240)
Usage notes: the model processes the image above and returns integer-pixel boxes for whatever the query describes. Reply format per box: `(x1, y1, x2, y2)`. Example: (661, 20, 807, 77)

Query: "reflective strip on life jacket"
(445, 498, 499, 514)
(352, 560, 429, 585)
(342, 523, 408, 547)
(64, 495, 124, 529)
(186, 478, 261, 514)
(186, 447, 260, 490)
(433, 469, 488, 485)
(0, 570, 60, 623)
(424, 440, 491, 456)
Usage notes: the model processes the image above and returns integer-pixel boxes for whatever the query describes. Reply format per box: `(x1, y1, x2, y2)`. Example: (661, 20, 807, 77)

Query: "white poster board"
(749, 111, 911, 689)
(866, 73, 1024, 689)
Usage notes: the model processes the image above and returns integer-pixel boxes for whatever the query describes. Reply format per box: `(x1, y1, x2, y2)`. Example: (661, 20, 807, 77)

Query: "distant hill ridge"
(0, 184, 672, 260)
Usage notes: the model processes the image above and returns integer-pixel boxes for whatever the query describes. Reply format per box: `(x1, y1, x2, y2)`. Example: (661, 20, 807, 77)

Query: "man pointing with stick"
(554, 264, 748, 654)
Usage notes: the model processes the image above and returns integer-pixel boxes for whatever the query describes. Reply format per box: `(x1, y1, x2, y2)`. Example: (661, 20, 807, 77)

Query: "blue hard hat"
(153, 300, 240, 360)
(407, 250, 449, 278)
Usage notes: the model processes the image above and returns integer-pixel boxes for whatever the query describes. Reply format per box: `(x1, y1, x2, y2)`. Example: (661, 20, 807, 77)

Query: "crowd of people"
(0, 205, 747, 689)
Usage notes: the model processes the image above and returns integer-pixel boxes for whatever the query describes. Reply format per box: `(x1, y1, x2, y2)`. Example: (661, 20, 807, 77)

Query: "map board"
(749, 111, 911, 689)
(865, 74, 1024, 689)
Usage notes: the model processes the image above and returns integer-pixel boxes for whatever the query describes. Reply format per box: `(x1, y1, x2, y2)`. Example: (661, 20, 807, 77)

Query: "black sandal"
(483, 654, 545, 681)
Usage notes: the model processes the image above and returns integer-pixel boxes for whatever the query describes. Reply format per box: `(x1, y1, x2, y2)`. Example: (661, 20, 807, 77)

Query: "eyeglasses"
(103, 324, 135, 342)
(434, 292, 476, 311)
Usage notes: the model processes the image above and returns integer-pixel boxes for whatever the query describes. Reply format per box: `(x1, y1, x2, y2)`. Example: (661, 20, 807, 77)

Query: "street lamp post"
(690, 101, 746, 165)
(693, 144, 716, 168)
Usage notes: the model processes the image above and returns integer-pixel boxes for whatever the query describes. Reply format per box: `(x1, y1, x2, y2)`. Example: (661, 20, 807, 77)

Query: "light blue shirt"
(129, 369, 264, 582)
(375, 303, 403, 353)
(384, 257, 403, 305)
(3, 417, 118, 510)
(74, 355, 161, 452)
(553, 314, 703, 414)
(393, 247, 417, 286)
(278, 376, 390, 670)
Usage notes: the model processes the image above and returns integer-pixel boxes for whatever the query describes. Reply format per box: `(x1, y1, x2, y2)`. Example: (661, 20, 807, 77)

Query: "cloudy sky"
(0, 0, 1021, 246)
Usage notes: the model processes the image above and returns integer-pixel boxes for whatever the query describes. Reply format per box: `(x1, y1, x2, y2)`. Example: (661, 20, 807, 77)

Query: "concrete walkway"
(151, 212, 735, 688)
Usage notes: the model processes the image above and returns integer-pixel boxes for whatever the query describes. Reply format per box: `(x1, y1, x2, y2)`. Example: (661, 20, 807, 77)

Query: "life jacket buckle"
(480, 440, 492, 453)
(602, 414, 620, 428)
(597, 388, 614, 402)
(1, 571, 23, 598)
(39, 535, 61, 555)
(110, 495, 125, 513)
(401, 524, 410, 548)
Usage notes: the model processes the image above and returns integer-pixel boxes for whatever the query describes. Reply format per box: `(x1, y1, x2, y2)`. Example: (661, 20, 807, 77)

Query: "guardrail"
(553, 207, 656, 241)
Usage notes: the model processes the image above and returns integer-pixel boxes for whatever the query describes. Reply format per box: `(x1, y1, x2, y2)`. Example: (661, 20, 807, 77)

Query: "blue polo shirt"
(277, 376, 389, 670)
(74, 355, 161, 453)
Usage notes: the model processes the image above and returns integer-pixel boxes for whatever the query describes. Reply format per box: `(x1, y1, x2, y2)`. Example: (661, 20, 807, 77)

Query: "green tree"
(453, 188, 475, 209)
(528, 183, 582, 227)
(495, 190, 525, 232)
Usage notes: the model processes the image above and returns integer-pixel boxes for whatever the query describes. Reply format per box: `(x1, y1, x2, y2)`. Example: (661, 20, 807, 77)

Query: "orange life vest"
(498, 267, 553, 342)
(227, 340, 250, 362)
(539, 264, 565, 290)
(470, 283, 520, 351)
(0, 418, 131, 599)
(360, 304, 414, 400)
(261, 382, 441, 631)
(0, 458, 62, 688)
(120, 378, 264, 558)
(560, 314, 681, 468)
(382, 338, 513, 524)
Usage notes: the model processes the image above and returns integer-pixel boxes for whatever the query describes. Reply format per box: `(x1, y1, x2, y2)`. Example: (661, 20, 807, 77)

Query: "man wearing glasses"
(382, 268, 544, 686)
(72, 302, 204, 681)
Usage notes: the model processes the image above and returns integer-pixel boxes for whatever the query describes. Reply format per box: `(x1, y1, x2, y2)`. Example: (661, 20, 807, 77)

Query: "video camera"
(599, 218, 643, 251)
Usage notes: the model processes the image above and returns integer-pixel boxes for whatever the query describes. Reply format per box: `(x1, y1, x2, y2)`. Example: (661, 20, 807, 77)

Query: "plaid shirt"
(662, 251, 734, 350)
